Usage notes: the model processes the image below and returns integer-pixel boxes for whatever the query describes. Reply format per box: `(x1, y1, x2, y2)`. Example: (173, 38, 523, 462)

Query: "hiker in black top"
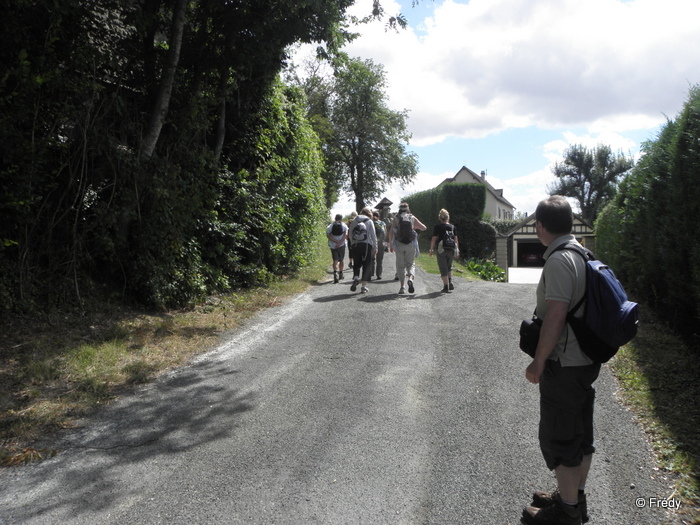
(429, 208, 459, 293)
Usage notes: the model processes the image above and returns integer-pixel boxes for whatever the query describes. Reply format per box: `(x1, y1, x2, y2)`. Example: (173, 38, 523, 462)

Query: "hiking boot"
(361, 286, 368, 293)
(334, 272, 339, 284)
(521, 499, 581, 525)
(351, 278, 358, 292)
(448, 280, 454, 290)
(531, 490, 588, 523)
(441, 285, 450, 293)
(339, 271, 344, 280)
(398, 287, 406, 294)
(407, 280, 414, 293)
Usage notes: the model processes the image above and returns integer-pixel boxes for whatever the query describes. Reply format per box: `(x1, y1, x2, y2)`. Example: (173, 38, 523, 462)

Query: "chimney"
(480, 170, 487, 178)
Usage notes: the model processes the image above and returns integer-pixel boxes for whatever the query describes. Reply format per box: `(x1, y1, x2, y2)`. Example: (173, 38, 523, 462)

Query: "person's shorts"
(437, 249, 455, 276)
(538, 359, 601, 470)
(330, 246, 346, 262)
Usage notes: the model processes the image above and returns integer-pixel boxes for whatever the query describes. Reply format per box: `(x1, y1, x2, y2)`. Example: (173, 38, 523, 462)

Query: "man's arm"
(525, 299, 568, 384)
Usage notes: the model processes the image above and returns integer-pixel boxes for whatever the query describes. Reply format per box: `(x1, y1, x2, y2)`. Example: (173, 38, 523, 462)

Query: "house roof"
(504, 212, 594, 237)
(374, 197, 393, 209)
(440, 166, 516, 210)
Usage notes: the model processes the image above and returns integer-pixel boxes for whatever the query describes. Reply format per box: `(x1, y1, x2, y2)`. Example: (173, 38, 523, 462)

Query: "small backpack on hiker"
(397, 213, 414, 244)
(441, 226, 456, 250)
(330, 221, 344, 236)
(351, 217, 370, 244)
(520, 243, 639, 363)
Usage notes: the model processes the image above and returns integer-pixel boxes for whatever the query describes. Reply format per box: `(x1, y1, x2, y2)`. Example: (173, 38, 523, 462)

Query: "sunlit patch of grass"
(415, 251, 479, 281)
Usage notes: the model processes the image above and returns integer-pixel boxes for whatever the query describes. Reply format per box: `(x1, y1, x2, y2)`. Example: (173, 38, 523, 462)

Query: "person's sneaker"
(398, 287, 406, 294)
(394, 276, 399, 281)
(351, 278, 358, 292)
(531, 489, 588, 523)
(361, 286, 368, 293)
(441, 285, 450, 293)
(448, 280, 454, 290)
(339, 271, 344, 280)
(407, 280, 414, 293)
(521, 499, 581, 525)
(376, 274, 382, 280)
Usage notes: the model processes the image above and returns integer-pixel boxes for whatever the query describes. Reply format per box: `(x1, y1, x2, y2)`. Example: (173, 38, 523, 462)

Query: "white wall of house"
(447, 166, 515, 220)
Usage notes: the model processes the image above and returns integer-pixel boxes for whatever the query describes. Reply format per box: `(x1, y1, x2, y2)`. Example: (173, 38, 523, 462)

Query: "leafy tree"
(327, 57, 418, 211)
(0, 0, 356, 312)
(548, 144, 633, 224)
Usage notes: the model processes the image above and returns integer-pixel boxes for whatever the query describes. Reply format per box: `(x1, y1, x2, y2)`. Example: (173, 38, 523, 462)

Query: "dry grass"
(1, 254, 326, 465)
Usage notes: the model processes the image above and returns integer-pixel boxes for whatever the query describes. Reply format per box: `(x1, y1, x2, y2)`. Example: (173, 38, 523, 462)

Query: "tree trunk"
(139, 0, 187, 163)
(213, 72, 228, 163)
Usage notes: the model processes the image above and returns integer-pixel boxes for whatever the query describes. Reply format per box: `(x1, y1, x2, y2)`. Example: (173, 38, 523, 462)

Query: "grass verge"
(0, 239, 328, 466)
(608, 315, 700, 523)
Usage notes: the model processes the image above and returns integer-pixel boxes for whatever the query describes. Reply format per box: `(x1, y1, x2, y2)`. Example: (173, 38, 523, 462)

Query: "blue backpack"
(554, 243, 639, 363)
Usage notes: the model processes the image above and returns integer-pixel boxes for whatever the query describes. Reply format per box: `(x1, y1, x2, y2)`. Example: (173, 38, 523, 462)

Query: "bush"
(464, 258, 506, 282)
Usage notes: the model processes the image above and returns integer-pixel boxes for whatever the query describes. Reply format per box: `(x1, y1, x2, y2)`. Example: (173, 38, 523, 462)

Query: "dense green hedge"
(596, 85, 700, 343)
(0, 0, 341, 312)
(405, 183, 496, 259)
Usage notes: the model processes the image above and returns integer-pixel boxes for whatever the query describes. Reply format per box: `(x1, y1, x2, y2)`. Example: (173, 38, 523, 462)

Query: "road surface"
(0, 253, 678, 524)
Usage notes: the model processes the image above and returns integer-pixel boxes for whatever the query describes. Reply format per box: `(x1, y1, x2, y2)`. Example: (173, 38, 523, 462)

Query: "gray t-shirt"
(536, 235, 592, 367)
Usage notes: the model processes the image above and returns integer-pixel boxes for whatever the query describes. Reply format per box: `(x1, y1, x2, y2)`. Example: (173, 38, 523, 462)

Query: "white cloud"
(343, 0, 700, 144)
(320, 0, 699, 217)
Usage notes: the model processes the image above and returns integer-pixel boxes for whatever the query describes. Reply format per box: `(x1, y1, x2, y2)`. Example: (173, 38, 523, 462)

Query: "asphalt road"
(0, 252, 678, 524)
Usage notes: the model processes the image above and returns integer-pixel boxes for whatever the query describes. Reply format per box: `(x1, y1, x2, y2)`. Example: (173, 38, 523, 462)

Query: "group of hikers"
(325, 196, 624, 524)
(325, 202, 460, 295)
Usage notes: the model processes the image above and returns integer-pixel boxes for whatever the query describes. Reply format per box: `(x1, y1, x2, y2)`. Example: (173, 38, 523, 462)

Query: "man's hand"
(524, 299, 569, 385)
(525, 359, 546, 384)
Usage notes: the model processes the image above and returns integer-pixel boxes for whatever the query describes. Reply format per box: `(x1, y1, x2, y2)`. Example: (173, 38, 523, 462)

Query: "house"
(495, 214, 595, 276)
(439, 166, 516, 220)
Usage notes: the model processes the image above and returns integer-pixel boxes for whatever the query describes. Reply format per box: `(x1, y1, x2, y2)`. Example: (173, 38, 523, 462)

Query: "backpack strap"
(552, 242, 593, 316)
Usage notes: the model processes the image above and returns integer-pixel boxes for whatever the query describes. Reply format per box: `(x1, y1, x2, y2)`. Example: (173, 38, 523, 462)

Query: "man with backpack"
(388, 202, 426, 294)
(326, 214, 348, 284)
(348, 207, 378, 294)
(521, 196, 601, 525)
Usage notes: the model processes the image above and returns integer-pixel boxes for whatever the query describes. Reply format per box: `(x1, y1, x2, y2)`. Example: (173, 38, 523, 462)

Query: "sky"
(305, 0, 700, 218)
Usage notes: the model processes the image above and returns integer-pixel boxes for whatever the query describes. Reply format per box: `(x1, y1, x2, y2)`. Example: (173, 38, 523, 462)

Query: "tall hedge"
(405, 183, 496, 259)
(596, 85, 700, 342)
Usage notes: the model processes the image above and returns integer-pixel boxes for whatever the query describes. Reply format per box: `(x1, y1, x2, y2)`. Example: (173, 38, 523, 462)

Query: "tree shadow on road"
(6, 357, 255, 523)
